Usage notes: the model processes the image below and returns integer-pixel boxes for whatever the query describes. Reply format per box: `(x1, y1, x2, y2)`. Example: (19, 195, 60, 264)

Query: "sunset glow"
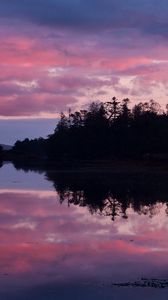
(0, 1, 168, 122)
(1, 1, 168, 143)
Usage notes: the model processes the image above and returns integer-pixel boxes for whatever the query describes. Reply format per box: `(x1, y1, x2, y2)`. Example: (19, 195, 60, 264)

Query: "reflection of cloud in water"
(0, 188, 57, 198)
(0, 164, 168, 298)
(12, 219, 37, 230)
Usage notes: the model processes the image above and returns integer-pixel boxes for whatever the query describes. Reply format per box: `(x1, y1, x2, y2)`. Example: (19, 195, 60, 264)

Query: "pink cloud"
(0, 23, 168, 117)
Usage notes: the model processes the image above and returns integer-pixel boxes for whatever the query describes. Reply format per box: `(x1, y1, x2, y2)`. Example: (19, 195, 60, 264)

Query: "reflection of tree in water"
(137, 202, 164, 219)
(57, 187, 128, 220)
(103, 194, 132, 221)
(11, 161, 168, 221)
(46, 171, 168, 221)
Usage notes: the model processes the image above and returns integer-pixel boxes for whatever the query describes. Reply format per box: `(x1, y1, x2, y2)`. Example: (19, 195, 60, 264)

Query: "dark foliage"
(0, 146, 3, 165)
(12, 98, 168, 160)
(12, 137, 47, 159)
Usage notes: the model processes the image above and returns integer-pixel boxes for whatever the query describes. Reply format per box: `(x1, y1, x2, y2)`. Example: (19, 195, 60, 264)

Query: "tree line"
(12, 97, 168, 160)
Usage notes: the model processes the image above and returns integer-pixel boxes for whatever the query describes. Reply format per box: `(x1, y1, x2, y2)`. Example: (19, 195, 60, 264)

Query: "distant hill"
(0, 144, 13, 150)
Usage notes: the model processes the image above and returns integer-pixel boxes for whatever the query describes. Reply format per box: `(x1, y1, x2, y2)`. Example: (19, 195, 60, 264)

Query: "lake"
(0, 162, 168, 299)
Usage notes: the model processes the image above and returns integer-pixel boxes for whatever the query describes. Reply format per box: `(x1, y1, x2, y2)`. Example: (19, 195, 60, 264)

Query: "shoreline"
(2, 157, 168, 175)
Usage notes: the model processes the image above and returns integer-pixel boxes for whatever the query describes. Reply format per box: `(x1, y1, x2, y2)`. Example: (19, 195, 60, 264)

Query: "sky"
(1, 0, 168, 144)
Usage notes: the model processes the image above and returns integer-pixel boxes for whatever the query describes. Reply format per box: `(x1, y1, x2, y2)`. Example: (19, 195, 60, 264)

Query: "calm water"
(0, 163, 168, 299)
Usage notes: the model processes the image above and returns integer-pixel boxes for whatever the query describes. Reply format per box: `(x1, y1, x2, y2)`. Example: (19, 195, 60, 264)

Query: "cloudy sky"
(1, 0, 168, 144)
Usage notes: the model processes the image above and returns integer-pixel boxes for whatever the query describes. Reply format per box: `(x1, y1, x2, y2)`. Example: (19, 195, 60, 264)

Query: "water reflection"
(0, 163, 168, 299)
(47, 170, 168, 221)
(12, 161, 168, 221)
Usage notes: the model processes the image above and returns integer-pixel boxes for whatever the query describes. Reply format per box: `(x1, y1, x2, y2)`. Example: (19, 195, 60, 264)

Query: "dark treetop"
(11, 97, 168, 161)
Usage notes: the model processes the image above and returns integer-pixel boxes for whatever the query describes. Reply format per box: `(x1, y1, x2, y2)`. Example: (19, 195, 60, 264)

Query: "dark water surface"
(0, 163, 168, 299)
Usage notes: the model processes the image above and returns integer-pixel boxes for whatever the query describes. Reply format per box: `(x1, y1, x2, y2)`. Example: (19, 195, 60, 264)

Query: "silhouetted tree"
(104, 97, 120, 121)
(12, 97, 168, 161)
